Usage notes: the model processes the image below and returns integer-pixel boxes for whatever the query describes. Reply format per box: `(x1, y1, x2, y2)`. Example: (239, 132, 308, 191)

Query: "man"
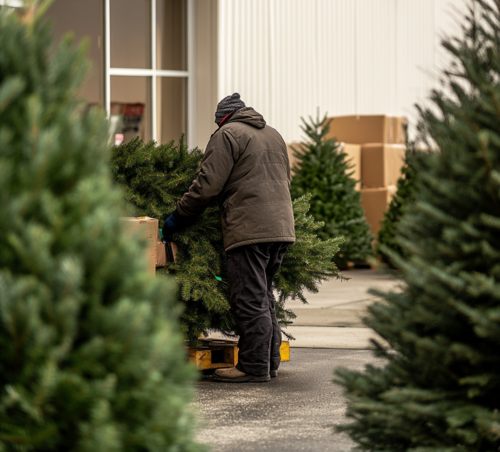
(163, 93, 295, 383)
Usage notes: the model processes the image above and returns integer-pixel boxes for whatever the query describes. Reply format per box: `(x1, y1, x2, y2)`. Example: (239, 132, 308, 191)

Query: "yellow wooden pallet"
(189, 338, 290, 370)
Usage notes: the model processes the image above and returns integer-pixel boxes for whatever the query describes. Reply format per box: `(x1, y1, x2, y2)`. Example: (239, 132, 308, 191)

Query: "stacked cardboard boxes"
(286, 142, 361, 190)
(156, 240, 178, 267)
(325, 115, 407, 238)
(341, 143, 361, 191)
(325, 115, 407, 146)
(121, 216, 158, 275)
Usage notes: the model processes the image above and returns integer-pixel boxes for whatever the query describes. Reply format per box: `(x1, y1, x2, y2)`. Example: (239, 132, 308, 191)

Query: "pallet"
(188, 338, 290, 370)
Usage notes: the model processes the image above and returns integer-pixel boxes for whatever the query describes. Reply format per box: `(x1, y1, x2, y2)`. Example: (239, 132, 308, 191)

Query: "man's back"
(165, 93, 295, 383)
(177, 107, 295, 251)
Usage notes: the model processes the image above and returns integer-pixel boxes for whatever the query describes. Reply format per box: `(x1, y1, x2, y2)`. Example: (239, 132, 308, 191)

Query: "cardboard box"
(360, 186, 397, 237)
(287, 141, 362, 190)
(361, 143, 406, 188)
(121, 216, 158, 275)
(156, 240, 178, 267)
(325, 115, 407, 145)
(286, 142, 304, 175)
(340, 143, 361, 191)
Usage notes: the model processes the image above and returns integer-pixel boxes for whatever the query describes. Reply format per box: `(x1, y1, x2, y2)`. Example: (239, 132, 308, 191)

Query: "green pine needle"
(0, 7, 203, 451)
(290, 112, 374, 267)
(335, 2, 500, 450)
(111, 137, 346, 345)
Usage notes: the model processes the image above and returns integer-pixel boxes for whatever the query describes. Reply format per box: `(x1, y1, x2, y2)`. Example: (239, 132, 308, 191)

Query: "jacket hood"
(227, 107, 266, 129)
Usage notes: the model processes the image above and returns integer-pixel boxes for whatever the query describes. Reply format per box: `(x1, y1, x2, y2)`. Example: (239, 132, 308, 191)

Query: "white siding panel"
(217, 0, 467, 142)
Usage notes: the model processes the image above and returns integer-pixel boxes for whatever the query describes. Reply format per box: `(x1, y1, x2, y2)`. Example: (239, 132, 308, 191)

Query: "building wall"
(217, 0, 467, 142)
(195, 0, 219, 148)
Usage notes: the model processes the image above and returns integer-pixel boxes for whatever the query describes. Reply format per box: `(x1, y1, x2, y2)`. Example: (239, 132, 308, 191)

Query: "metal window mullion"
(109, 68, 188, 77)
(104, 0, 111, 117)
(151, 0, 157, 141)
(156, 69, 189, 77)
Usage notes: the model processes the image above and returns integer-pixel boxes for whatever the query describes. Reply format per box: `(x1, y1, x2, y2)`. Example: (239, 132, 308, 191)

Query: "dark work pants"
(226, 242, 291, 376)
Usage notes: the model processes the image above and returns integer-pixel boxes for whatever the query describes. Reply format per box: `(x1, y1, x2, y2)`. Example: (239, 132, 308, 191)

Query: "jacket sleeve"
(176, 130, 238, 217)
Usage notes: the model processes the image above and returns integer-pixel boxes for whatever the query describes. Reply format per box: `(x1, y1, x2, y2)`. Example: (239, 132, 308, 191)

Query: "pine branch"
(111, 138, 345, 345)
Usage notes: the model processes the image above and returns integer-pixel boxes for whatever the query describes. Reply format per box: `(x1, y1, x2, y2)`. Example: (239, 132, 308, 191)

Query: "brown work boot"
(213, 367, 270, 383)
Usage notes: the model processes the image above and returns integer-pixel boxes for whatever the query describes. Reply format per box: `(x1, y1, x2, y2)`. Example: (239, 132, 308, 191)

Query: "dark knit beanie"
(215, 93, 246, 124)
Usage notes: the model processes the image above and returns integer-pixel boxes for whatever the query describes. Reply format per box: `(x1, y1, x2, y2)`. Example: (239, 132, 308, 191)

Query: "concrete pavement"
(285, 268, 400, 348)
(196, 269, 399, 451)
(194, 348, 380, 452)
(285, 326, 383, 349)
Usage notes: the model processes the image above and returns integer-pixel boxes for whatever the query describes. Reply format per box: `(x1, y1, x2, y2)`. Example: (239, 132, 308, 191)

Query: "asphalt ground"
(194, 270, 395, 451)
(193, 348, 381, 452)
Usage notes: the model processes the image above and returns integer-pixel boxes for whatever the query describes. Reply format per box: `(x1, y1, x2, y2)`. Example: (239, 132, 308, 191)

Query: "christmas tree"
(289, 114, 373, 267)
(335, 1, 500, 449)
(111, 137, 345, 344)
(375, 147, 429, 268)
(0, 5, 201, 451)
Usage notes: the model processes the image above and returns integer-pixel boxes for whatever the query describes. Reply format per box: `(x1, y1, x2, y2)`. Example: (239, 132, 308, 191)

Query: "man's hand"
(163, 210, 193, 241)
(162, 214, 179, 241)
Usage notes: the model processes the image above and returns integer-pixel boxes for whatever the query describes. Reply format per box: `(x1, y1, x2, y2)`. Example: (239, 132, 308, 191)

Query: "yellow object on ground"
(189, 339, 290, 370)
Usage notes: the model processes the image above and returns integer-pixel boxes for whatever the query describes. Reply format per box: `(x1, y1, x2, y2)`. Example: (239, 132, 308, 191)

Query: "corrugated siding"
(218, 0, 466, 142)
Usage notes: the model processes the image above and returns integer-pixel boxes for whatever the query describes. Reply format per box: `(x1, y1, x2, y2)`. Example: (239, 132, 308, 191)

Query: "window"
(46, 0, 104, 107)
(106, 0, 191, 145)
(46, 0, 193, 146)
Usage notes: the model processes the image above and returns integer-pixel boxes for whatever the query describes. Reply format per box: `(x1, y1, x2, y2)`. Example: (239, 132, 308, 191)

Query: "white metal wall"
(218, 0, 467, 142)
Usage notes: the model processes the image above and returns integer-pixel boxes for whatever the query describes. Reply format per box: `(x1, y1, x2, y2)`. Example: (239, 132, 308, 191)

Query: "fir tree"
(335, 1, 500, 449)
(0, 4, 201, 451)
(111, 137, 345, 345)
(289, 114, 373, 267)
(375, 147, 429, 268)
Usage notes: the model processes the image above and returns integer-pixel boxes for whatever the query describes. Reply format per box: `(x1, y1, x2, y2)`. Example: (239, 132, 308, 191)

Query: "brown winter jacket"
(176, 107, 296, 251)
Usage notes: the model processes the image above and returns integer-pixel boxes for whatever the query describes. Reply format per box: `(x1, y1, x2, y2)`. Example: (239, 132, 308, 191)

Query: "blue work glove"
(162, 214, 179, 241)
(162, 209, 195, 241)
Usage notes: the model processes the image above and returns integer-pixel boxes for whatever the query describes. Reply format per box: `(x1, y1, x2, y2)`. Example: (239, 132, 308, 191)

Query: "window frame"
(104, 0, 196, 146)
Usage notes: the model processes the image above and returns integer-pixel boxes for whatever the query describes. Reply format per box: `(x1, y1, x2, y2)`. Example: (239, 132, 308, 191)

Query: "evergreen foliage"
(289, 114, 373, 266)
(375, 147, 429, 268)
(111, 137, 345, 345)
(0, 5, 201, 451)
(335, 1, 500, 449)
